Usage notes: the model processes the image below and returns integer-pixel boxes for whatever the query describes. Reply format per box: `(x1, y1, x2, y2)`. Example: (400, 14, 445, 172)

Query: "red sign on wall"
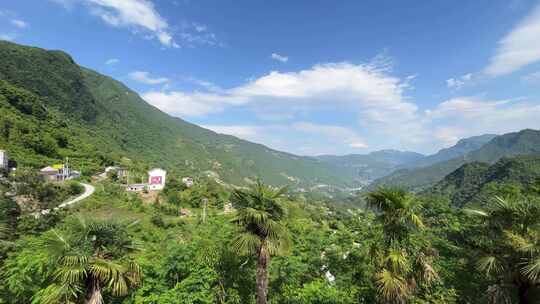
(150, 176, 162, 185)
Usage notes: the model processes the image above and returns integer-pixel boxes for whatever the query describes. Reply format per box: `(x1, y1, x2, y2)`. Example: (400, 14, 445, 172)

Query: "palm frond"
(266, 232, 292, 256)
(476, 256, 504, 277)
(462, 208, 489, 217)
(231, 232, 261, 256)
(375, 269, 409, 303)
(125, 262, 142, 286)
(32, 283, 80, 304)
(385, 249, 410, 274)
(521, 257, 540, 283)
(89, 258, 125, 285)
(235, 208, 268, 227)
(408, 213, 424, 230)
(55, 255, 89, 285)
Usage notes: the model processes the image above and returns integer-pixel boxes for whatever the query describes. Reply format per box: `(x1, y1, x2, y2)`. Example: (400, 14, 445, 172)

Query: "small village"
(0, 149, 236, 218)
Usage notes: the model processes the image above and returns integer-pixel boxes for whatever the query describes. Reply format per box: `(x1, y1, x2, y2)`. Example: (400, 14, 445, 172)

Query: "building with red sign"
(148, 168, 167, 190)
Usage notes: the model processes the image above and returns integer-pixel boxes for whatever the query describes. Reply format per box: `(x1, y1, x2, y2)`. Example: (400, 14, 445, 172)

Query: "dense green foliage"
(427, 155, 540, 207)
(1, 156, 540, 303)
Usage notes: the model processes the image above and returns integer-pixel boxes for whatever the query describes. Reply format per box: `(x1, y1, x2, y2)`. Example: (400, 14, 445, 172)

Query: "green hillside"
(368, 129, 540, 191)
(425, 155, 540, 207)
(0, 41, 348, 188)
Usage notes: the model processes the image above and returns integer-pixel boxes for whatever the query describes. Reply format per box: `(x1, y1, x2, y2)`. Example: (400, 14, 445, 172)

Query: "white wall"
(148, 169, 167, 190)
(0, 151, 7, 169)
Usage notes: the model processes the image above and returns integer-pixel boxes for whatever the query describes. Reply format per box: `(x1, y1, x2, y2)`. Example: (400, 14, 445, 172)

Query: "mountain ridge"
(368, 129, 540, 191)
(0, 40, 349, 188)
(425, 155, 540, 207)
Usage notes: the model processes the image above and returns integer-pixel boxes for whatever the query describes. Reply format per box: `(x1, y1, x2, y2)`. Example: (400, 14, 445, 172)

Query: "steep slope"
(403, 134, 496, 169)
(0, 41, 348, 188)
(425, 155, 540, 207)
(368, 129, 540, 191)
(317, 150, 424, 185)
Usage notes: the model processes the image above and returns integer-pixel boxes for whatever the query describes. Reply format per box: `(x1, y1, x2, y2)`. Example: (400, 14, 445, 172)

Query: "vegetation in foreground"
(1, 169, 540, 303)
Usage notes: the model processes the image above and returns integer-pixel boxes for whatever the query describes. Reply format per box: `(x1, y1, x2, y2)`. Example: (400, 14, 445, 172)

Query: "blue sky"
(2, 0, 540, 155)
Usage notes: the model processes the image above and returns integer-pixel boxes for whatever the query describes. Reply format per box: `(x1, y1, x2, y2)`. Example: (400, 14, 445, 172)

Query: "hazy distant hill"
(0, 41, 349, 188)
(403, 134, 496, 169)
(317, 150, 424, 184)
(425, 155, 540, 207)
(368, 129, 540, 191)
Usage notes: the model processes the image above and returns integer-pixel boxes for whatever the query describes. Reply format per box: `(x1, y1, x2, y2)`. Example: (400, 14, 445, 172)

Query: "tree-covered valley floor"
(2, 170, 540, 304)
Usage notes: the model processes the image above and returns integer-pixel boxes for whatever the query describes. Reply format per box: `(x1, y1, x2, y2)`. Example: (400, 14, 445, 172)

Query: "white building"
(148, 168, 167, 190)
(0, 150, 8, 169)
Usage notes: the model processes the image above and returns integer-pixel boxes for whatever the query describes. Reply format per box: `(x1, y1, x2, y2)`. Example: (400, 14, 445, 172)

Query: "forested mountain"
(403, 134, 496, 169)
(0, 41, 350, 188)
(368, 129, 540, 191)
(426, 155, 540, 207)
(317, 150, 424, 184)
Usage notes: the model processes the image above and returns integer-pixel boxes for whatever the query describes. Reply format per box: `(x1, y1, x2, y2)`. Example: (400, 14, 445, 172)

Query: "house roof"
(40, 166, 59, 173)
(148, 168, 166, 174)
(127, 183, 146, 188)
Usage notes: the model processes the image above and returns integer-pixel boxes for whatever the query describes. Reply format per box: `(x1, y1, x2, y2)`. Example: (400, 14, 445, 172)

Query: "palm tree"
(230, 180, 291, 304)
(30, 216, 141, 304)
(466, 196, 540, 303)
(366, 188, 438, 303)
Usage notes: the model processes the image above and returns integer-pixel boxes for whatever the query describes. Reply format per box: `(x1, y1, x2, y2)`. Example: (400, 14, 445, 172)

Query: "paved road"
(35, 182, 95, 217)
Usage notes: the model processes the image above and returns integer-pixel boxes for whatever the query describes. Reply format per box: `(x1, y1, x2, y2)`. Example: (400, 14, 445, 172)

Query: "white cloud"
(51, 0, 221, 48)
(142, 91, 245, 116)
(425, 97, 540, 146)
(521, 70, 540, 83)
(105, 58, 119, 65)
(184, 77, 222, 92)
(193, 23, 207, 32)
(484, 3, 540, 76)
(178, 31, 219, 47)
(49, 0, 76, 9)
(51, 0, 178, 47)
(142, 61, 416, 123)
(0, 33, 15, 41)
(199, 123, 368, 154)
(10, 19, 28, 28)
(292, 122, 368, 149)
(271, 53, 288, 63)
(139, 58, 540, 153)
(202, 125, 258, 139)
(446, 73, 473, 89)
(129, 71, 169, 85)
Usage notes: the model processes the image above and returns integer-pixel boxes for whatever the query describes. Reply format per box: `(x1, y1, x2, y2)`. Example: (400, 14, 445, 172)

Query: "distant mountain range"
(368, 129, 540, 191)
(402, 134, 497, 169)
(316, 150, 424, 185)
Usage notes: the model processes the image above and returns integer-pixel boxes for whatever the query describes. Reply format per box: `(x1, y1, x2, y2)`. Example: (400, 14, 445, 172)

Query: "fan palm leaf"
(375, 269, 409, 304)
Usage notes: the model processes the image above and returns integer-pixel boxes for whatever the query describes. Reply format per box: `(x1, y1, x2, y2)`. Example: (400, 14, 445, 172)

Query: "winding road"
(35, 182, 95, 217)
(58, 183, 95, 208)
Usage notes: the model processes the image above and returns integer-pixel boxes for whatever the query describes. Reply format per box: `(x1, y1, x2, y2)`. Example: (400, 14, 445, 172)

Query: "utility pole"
(202, 198, 209, 224)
